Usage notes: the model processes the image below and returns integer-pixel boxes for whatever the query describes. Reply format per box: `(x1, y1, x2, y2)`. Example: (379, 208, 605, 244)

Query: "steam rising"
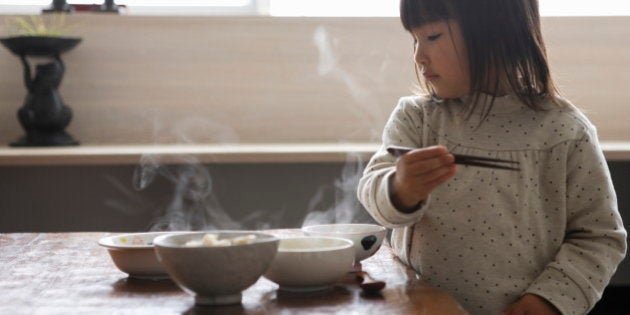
(302, 152, 371, 226)
(313, 26, 387, 141)
(301, 27, 385, 227)
(133, 155, 239, 231)
(123, 25, 391, 231)
(133, 154, 287, 231)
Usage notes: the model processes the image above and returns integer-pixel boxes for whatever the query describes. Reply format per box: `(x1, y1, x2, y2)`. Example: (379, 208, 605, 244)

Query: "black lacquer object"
(43, 0, 72, 13)
(361, 235, 377, 251)
(1, 36, 81, 146)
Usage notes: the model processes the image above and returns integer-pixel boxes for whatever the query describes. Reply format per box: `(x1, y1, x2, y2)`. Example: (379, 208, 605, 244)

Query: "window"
(0, 0, 629, 16)
(540, 0, 630, 16)
(0, 1, 262, 15)
(269, 0, 398, 17)
(269, 0, 630, 17)
(121, 0, 261, 15)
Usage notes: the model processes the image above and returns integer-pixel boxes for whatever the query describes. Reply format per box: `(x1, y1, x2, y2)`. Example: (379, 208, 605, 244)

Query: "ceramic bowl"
(98, 231, 174, 279)
(153, 231, 279, 306)
(302, 223, 387, 263)
(264, 237, 354, 292)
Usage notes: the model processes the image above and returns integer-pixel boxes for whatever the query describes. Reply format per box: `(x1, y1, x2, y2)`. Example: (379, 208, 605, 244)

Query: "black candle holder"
(43, 0, 72, 13)
(0, 36, 81, 146)
(99, 0, 120, 13)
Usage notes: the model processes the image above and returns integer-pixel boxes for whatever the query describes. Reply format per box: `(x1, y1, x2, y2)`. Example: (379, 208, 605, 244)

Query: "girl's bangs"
(400, 0, 454, 31)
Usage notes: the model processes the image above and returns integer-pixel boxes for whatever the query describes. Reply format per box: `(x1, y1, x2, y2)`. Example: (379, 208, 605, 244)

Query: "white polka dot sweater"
(357, 94, 627, 315)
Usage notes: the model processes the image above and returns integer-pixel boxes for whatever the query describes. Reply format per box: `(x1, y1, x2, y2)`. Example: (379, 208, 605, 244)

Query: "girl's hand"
(502, 294, 561, 315)
(389, 145, 457, 212)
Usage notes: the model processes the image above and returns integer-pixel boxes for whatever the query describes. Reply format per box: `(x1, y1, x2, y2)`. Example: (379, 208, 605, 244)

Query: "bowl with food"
(98, 231, 175, 280)
(302, 224, 387, 264)
(263, 236, 354, 292)
(153, 231, 279, 305)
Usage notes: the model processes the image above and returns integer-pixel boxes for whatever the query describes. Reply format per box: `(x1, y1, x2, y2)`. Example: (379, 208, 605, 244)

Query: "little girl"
(358, 1, 627, 314)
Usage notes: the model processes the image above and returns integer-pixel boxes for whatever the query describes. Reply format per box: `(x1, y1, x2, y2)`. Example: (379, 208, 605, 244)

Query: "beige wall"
(0, 15, 628, 145)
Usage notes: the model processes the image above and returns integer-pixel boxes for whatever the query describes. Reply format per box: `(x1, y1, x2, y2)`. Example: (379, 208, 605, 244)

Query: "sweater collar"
(456, 93, 529, 115)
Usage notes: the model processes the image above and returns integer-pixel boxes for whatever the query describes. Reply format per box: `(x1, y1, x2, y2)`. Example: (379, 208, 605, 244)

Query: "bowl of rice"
(153, 231, 279, 305)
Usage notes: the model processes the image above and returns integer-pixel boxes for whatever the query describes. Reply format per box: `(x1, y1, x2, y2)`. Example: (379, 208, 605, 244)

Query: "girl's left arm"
(524, 126, 627, 315)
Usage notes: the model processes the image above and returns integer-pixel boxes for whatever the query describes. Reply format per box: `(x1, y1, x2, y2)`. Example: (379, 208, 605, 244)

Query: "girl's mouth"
(423, 73, 439, 81)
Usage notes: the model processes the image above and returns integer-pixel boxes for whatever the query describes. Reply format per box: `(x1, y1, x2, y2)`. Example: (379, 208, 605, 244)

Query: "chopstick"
(386, 146, 520, 171)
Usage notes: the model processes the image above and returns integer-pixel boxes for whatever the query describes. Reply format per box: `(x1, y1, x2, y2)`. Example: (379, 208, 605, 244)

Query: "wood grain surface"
(0, 232, 468, 314)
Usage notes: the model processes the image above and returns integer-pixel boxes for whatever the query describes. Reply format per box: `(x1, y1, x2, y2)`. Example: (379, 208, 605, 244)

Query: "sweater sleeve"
(357, 96, 431, 228)
(524, 125, 627, 315)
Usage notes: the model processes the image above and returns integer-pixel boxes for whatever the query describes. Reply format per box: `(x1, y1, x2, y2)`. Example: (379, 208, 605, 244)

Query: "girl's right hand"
(389, 145, 457, 212)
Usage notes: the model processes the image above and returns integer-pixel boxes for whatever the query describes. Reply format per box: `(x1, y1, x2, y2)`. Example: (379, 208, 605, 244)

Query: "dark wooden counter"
(0, 232, 468, 314)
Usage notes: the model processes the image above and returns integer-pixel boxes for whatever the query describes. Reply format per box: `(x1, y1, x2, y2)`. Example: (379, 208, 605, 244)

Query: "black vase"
(43, 0, 72, 13)
(0, 36, 81, 146)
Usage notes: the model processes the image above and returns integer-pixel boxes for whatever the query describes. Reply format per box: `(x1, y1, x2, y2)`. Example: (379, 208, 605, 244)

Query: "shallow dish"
(0, 36, 82, 56)
(153, 231, 279, 306)
(264, 237, 354, 292)
(98, 231, 175, 280)
(302, 223, 387, 263)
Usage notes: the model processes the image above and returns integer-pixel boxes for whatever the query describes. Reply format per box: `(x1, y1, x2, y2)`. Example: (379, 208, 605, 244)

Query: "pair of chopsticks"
(386, 146, 520, 171)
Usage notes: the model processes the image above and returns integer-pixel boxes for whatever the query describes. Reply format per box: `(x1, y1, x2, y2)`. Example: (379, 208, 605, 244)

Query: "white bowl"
(302, 224, 387, 263)
(264, 237, 354, 292)
(98, 231, 174, 279)
(153, 231, 279, 306)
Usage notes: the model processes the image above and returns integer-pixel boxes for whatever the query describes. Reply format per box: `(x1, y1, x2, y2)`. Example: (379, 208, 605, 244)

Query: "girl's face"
(411, 19, 470, 98)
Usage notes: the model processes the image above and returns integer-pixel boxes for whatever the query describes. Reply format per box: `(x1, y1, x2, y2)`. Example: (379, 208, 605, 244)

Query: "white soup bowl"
(302, 223, 387, 263)
(264, 236, 354, 292)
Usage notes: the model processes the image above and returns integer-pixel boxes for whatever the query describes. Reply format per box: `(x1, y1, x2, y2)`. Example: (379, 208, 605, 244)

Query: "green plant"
(5, 14, 75, 37)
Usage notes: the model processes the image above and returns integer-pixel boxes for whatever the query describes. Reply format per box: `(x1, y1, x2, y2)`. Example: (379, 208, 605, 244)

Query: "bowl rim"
(152, 230, 279, 249)
(0, 35, 82, 56)
(302, 223, 387, 235)
(277, 236, 354, 252)
(0, 35, 83, 41)
(97, 231, 182, 250)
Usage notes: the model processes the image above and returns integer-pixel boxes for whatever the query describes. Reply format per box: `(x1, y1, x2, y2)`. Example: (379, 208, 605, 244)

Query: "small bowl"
(153, 231, 279, 306)
(264, 237, 354, 292)
(302, 224, 387, 263)
(98, 231, 174, 280)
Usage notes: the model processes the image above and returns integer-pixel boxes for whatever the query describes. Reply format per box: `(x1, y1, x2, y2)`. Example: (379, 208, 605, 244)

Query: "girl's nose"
(414, 46, 429, 66)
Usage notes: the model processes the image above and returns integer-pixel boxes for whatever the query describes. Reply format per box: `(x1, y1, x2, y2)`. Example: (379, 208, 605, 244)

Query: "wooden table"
(0, 233, 468, 315)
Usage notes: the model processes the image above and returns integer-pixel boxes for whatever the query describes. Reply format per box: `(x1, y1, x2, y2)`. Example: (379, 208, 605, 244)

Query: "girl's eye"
(427, 33, 442, 41)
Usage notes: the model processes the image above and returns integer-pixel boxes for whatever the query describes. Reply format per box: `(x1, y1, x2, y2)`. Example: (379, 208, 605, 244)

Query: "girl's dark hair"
(400, 0, 559, 111)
